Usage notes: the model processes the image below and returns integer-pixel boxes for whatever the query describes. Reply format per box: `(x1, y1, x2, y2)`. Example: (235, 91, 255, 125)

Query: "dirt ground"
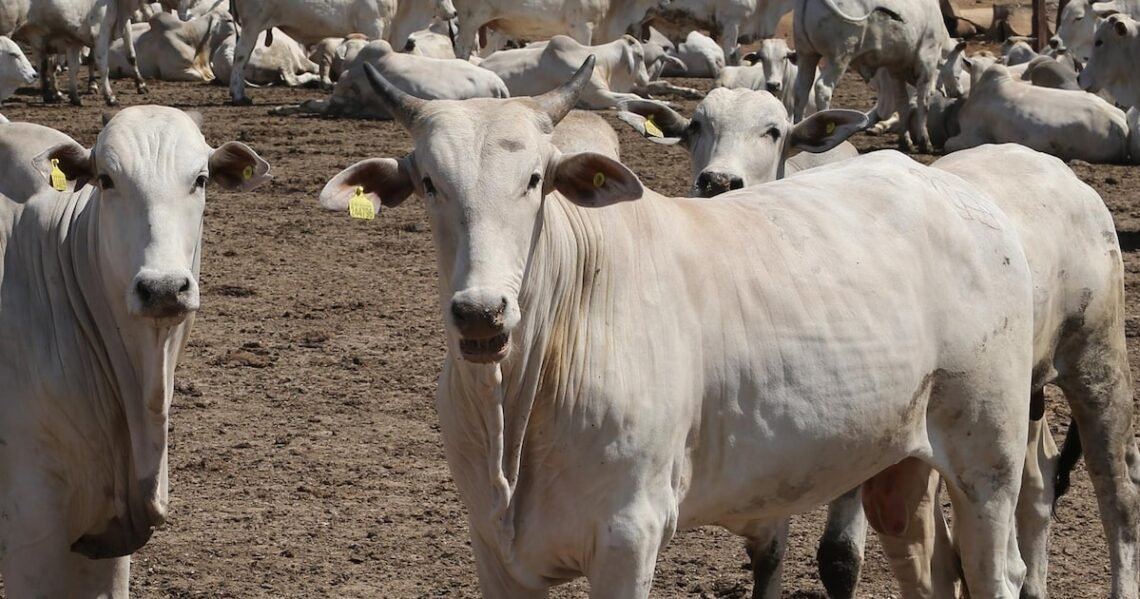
(0, 64, 1133, 598)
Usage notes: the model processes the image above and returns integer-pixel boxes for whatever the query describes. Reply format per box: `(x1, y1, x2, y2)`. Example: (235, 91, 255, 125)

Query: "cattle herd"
(3, 0, 1140, 597)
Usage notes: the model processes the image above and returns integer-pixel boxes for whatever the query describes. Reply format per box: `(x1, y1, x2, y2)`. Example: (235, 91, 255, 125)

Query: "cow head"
(1050, 0, 1120, 61)
(321, 58, 643, 364)
(36, 107, 270, 328)
(0, 36, 37, 101)
(938, 40, 969, 98)
(434, 0, 458, 20)
(738, 39, 796, 95)
(1079, 13, 1139, 96)
(616, 89, 866, 197)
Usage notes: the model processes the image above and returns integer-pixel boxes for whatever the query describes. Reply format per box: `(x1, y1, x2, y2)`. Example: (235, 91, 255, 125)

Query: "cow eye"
(527, 173, 541, 190)
(766, 127, 781, 140)
(98, 174, 114, 190)
(1096, 39, 1104, 46)
(422, 177, 436, 195)
(1074, 16, 1084, 21)
(193, 175, 208, 191)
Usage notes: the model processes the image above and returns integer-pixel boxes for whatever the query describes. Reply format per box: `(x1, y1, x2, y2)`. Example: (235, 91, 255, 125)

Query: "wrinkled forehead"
(696, 88, 789, 128)
(96, 107, 210, 173)
(416, 100, 552, 172)
(757, 39, 789, 60)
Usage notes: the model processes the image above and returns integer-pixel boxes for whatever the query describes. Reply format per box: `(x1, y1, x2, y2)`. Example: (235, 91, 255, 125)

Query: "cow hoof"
(104, 96, 119, 107)
(137, 83, 150, 95)
(230, 96, 253, 106)
(43, 94, 61, 105)
(70, 96, 84, 107)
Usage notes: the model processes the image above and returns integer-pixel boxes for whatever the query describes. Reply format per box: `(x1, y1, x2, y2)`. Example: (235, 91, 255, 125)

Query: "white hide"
(0, 35, 36, 101)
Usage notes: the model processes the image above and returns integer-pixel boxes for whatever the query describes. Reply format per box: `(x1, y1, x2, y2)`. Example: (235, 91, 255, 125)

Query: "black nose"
(696, 171, 745, 198)
(766, 81, 782, 93)
(1049, 37, 1060, 49)
(135, 275, 193, 318)
(451, 297, 507, 337)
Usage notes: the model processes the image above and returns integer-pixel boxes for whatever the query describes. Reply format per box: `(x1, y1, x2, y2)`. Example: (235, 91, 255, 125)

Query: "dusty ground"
(0, 64, 1132, 598)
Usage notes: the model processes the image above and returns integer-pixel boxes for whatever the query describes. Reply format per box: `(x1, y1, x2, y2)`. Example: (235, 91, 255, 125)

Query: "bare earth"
(0, 67, 1130, 598)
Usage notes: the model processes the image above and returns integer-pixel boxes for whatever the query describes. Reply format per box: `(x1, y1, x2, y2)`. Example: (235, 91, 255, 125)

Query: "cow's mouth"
(459, 333, 510, 362)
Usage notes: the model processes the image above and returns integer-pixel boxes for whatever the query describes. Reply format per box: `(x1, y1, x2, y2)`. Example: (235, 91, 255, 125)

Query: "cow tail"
(1053, 417, 1083, 510)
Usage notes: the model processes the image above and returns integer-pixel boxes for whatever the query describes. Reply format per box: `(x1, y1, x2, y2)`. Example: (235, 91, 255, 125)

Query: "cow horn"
(534, 55, 595, 126)
(362, 62, 425, 129)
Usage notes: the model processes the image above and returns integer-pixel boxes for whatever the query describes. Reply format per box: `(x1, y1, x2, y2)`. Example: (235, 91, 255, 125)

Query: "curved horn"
(362, 62, 426, 129)
(534, 55, 595, 125)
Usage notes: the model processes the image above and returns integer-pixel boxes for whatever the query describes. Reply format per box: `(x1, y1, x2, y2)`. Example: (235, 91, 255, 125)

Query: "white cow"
(406, 20, 458, 59)
(661, 30, 724, 78)
(1001, 36, 1039, 66)
(106, 13, 222, 82)
(616, 89, 863, 195)
(321, 57, 1036, 599)
(0, 35, 36, 102)
(389, 0, 457, 50)
(793, 0, 955, 153)
(0, 106, 270, 598)
(3, 0, 149, 105)
(1079, 13, 1140, 109)
(948, 63, 1131, 163)
(1050, 0, 1140, 63)
(478, 35, 650, 108)
(272, 39, 508, 118)
(212, 22, 320, 87)
(646, 0, 796, 64)
(716, 38, 819, 115)
(0, 119, 82, 197)
(551, 109, 621, 158)
(450, 0, 666, 60)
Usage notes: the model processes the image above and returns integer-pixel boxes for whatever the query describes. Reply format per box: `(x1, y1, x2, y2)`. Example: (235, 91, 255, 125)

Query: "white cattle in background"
(616, 90, 862, 195)
(450, 0, 666, 59)
(660, 30, 724, 78)
(1080, 13, 1140, 109)
(0, 35, 36, 102)
(212, 21, 320, 87)
(948, 63, 1131, 163)
(0, 106, 270, 599)
(2, 0, 149, 105)
(0, 119, 82, 197)
(406, 20, 458, 59)
(107, 13, 223, 82)
(478, 35, 651, 109)
(389, 0, 457, 50)
(319, 58, 1037, 599)
(272, 39, 508, 118)
(716, 38, 819, 114)
(552, 109, 622, 158)
(646, 0, 796, 64)
(793, 0, 955, 153)
(1050, 0, 1140, 62)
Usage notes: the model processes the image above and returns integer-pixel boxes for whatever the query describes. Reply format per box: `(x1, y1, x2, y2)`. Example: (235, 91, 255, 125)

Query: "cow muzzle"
(131, 270, 199, 323)
(694, 170, 745, 198)
(450, 291, 513, 363)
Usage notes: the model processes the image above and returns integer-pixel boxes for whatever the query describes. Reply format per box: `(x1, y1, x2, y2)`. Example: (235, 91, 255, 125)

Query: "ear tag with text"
(50, 159, 68, 191)
(825, 122, 836, 135)
(348, 186, 375, 220)
(644, 115, 664, 138)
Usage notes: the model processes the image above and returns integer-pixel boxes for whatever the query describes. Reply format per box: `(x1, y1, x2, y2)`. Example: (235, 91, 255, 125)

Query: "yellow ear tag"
(644, 115, 664, 138)
(825, 121, 837, 135)
(593, 172, 606, 188)
(348, 186, 375, 220)
(50, 159, 68, 191)
(242, 165, 254, 181)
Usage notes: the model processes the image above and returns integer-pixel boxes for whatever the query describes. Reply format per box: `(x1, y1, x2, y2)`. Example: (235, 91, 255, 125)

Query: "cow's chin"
(458, 333, 511, 363)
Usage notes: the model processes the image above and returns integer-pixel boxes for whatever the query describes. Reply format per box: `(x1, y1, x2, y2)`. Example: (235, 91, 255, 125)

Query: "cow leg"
(39, 46, 62, 104)
(817, 488, 867, 599)
(909, 69, 937, 154)
(468, 534, 550, 598)
(228, 25, 263, 105)
(91, 18, 118, 106)
(791, 50, 822, 121)
(1055, 329, 1140, 599)
(735, 519, 788, 599)
(586, 508, 671, 599)
(1018, 405, 1059, 599)
(117, 13, 149, 95)
(567, 21, 595, 46)
(2, 540, 130, 598)
(453, 13, 484, 60)
(720, 21, 741, 66)
(66, 46, 84, 106)
(813, 58, 849, 115)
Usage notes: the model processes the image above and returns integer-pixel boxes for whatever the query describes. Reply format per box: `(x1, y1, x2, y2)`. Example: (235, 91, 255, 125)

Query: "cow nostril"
(1049, 38, 1060, 49)
(696, 172, 713, 189)
(178, 278, 191, 293)
(729, 177, 744, 191)
(496, 297, 508, 317)
(451, 302, 467, 325)
(766, 82, 781, 92)
(136, 281, 153, 303)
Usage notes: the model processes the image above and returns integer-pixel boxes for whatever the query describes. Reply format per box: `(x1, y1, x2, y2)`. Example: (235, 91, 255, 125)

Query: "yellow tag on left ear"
(825, 121, 837, 135)
(644, 115, 664, 138)
(50, 159, 68, 191)
(242, 165, 254, 181)
(348, 186, 375, 220)
(593, 172, 606, 188)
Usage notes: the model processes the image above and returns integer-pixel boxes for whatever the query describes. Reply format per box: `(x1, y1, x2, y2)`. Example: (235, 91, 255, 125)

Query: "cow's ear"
(1094, 3, 1121, 18)
(548, 152, 643, 207)
(1113, 17, 1130, 36)
(786, 109, 868, 156)
(786, 49, 797, 65)
(209, 141, 272, 191)
(615, 99, 690, 145)
(742, 51, 759, 64)
(320, 157, 415, 215)
(33, 141, 93, 188)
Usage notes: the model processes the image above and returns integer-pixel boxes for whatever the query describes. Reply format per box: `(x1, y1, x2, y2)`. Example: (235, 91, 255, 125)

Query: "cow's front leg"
(586, 507, 672, 599)
(117, 14, 149, 95)
(736, 518, 788, 599)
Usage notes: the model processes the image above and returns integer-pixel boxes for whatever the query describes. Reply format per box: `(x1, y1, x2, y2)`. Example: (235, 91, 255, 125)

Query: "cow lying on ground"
(272, 39, 508, 118)
(0, 35, 36, 102)
(212, 21, 321, 87)
(0, 106, 270, 598)
(107, 13, 221, 82)
(478, 35, 652, 109)
(320, 56, 1037, 599)
(659, 31, 724, 78)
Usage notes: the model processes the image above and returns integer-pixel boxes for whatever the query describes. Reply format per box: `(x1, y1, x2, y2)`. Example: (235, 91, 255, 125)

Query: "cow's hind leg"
(813, 58, 849, 116)
(817, 487, 867, 599)
(1018, 400, 1059, 599)
(791, 49, 821, 121)
(1056, 325, 1140, 599)
(736, 519, 788, 599)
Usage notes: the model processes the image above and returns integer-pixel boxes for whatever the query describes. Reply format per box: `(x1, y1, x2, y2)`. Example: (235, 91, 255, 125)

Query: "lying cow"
(107, 13, 221, 82)
(478, 35, 651, 109)
(0, 35, 36, 102)
(1079, 13, 1140, 110)
(212, 20, 321, 87)
(660, 30, 724, 78)
(616, 89, 863, 195)
(947, 63, 1130, 163)
(0, 119, 83, 197)
(0, 106, 270, 597)
(272, 39, 508, 118)
(321, 56, 1037, 599)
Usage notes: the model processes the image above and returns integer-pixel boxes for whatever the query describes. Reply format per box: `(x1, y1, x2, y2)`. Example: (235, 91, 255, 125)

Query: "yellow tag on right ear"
(348, 186, 375, 220)
(825, 122, 837, 135)
(50, 159, 67, 191)
(644, 115, 664, 138)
